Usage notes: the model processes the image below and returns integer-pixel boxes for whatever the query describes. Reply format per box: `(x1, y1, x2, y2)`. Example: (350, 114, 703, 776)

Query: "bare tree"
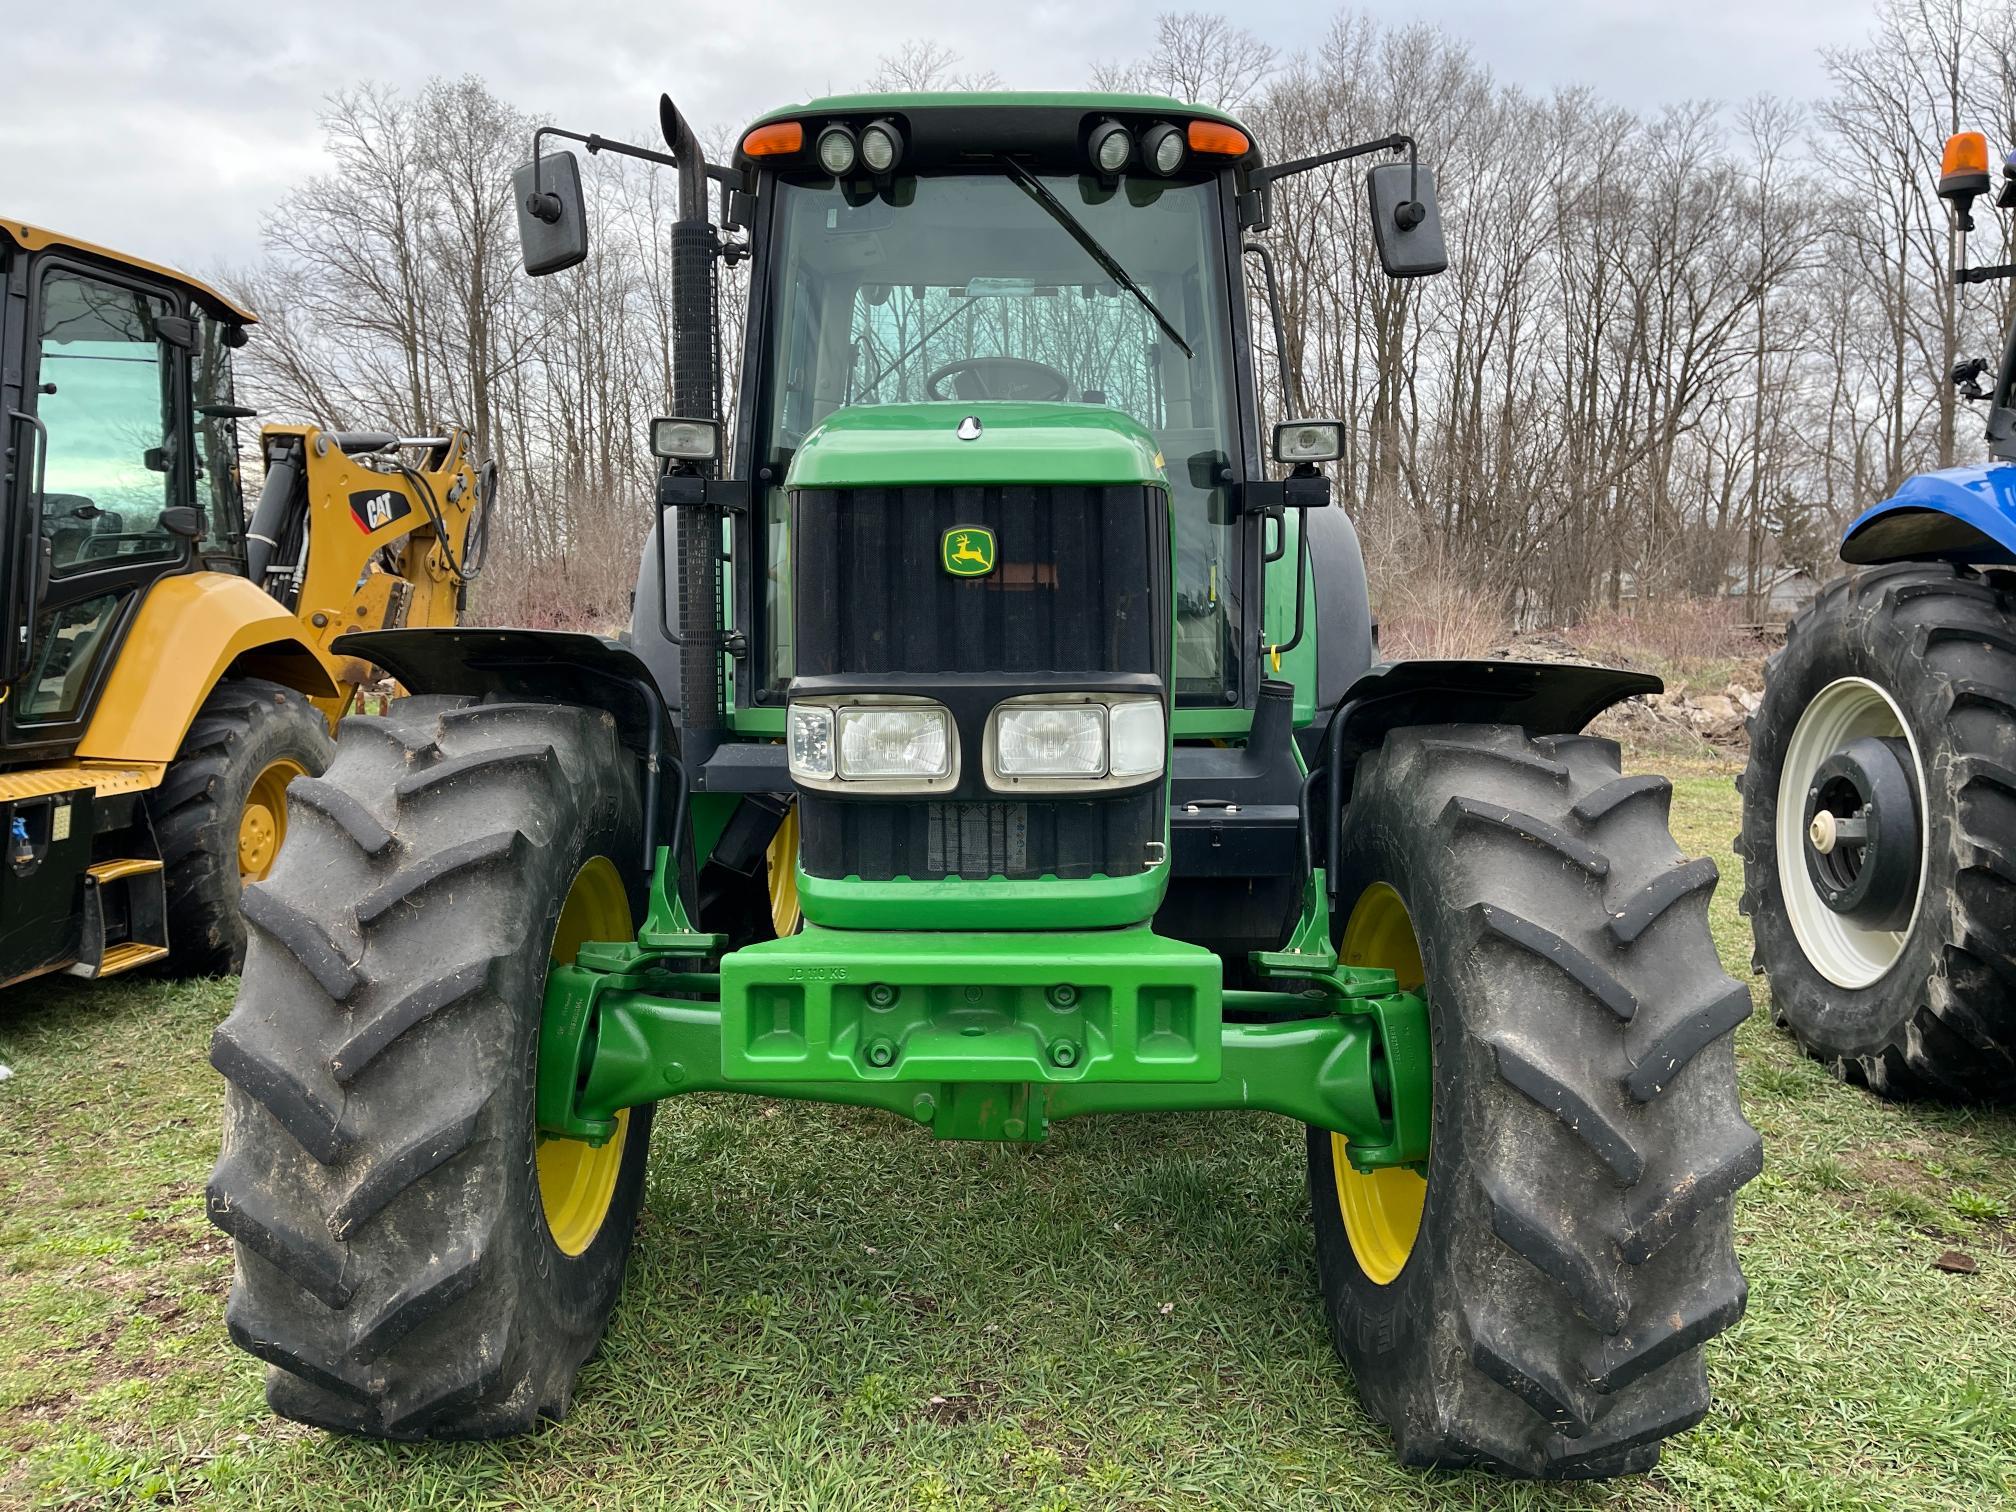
(866, 40, 1002, 92)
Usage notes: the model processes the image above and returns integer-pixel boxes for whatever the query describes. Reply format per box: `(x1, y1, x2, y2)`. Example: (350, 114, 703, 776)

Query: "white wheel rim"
(1774, 676, 1928, 988)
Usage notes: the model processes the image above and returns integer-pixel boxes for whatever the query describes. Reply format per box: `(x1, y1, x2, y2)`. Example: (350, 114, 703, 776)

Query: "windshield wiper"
(999, 158, 1194, 359)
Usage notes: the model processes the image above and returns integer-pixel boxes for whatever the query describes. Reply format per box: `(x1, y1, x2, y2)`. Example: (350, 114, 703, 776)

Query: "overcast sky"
(4, 0, 1879, 278)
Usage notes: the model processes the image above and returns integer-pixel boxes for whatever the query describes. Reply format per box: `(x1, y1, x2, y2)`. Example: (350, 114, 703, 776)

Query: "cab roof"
(740, 91, 1261, 172)
(0, 217, 257, 324)
(752, 91, 1251, 131)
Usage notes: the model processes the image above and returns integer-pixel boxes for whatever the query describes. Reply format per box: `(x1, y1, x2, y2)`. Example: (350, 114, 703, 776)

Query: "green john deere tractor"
(207, 90, 1760, 1477)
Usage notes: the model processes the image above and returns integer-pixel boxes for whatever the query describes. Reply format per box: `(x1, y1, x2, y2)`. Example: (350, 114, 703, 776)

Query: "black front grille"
(793, 484, 1165, 680)
(798, 791, 1162, 882)
(792, 482, 1169, 885)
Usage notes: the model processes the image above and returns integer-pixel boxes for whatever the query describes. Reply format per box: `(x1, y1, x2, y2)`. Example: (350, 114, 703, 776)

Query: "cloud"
(3, 0, 1876, 277)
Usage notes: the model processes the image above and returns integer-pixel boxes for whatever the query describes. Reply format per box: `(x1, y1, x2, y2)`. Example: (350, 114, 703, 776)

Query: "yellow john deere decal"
(942, 526, 996, 577)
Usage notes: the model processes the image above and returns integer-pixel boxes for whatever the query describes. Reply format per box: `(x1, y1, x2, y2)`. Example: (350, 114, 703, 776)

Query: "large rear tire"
(1737, 563, 2016, 1099)
(148, 678, 335, 976)
(207, 695, 652, 1438)
(1312, 725, 1759, 1477)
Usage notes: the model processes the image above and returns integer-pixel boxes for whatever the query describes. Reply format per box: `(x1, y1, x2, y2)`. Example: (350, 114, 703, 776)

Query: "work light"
(1089, 120, 1133, 176)
(648, 416, 719, 462)
(1142, 122, 1185, 176)
(816, 124, 858, 177)
(860, 119, 904, 174)
(1273, 419, 1344, 465)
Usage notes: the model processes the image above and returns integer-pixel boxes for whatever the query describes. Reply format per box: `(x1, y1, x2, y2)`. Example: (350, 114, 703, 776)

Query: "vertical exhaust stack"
(660, 94, 726, 766)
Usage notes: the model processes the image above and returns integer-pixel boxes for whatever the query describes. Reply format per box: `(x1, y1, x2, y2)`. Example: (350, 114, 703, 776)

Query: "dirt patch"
(1488, 630, 1767, 753)
(921, 1377, 1001, 1425)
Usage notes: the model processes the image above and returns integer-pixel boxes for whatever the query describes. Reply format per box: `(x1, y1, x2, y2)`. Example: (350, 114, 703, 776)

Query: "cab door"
(3, 258, 196, 760)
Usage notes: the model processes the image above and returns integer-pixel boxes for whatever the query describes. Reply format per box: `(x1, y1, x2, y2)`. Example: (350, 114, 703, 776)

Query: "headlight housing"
(815, 124, 858, 177)
(985, 694, 1165, 792)
(788, 698, 957, 792)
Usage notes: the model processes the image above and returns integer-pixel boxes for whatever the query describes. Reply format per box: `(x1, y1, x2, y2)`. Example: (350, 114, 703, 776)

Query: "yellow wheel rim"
(767, 804, 802, 937)
(238, 758, 305, 883)
(1331, 882, 1429, 1285)
(536, 856, 633, 1257)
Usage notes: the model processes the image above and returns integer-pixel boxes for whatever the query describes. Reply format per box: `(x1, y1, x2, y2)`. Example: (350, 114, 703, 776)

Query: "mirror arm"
(527, 125, 687, 222)
(1254, 132, 1420, 231)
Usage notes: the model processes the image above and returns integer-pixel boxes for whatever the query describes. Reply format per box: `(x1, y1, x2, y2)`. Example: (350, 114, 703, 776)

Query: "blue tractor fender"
(1840, 458, 2016, 566)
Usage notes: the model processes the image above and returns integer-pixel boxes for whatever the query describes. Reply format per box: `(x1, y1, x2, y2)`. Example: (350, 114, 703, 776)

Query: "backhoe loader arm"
(248, 423, 495, 712)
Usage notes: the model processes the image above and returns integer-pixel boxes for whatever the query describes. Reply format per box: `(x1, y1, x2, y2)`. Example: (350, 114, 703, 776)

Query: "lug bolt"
(1049, 1039, 1081, 1068)
(864, 1037, 898, 1068)
(1047, 983, 1078, 1009)
(867, 982, 898, 1008)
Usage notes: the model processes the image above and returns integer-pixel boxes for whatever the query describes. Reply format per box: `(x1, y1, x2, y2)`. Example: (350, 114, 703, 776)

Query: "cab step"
(67, 858, 170, 979)
(96, 941, 172, 977)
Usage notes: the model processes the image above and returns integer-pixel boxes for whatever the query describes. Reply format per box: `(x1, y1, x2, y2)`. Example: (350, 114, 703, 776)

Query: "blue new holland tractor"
(1739, 130, 2016, 1100)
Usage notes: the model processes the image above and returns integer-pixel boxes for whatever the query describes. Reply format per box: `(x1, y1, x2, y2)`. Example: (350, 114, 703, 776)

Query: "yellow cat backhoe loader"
(0, 218, 493, 985)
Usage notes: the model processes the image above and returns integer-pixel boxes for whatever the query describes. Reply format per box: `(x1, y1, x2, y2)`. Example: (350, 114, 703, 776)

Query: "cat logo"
(348, 488, 413, 534)
(941, 525, 996, 577)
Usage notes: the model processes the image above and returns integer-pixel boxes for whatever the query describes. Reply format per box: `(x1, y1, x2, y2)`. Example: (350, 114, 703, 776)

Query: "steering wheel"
(926, 357, 1074, 403)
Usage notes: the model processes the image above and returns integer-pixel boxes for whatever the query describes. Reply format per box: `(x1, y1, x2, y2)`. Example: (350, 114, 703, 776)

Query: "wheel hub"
(1774, 675, 1929, 989)
(1332, 882, 1430, 1286)
(238, 758, 306, 884)
(1801, 735, 1921, 929)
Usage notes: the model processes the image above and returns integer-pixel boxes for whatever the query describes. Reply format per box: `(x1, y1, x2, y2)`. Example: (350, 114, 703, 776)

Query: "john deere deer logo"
(942, 525, 996, 577)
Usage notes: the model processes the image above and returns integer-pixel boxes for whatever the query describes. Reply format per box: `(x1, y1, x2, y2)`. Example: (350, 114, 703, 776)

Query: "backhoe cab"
(0, 219, 492, 986)
(211, 92, 1756, 1479)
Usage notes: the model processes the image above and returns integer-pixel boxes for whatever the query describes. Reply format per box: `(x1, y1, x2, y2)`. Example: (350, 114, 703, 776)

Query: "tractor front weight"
(536, 852, 1431, 1168)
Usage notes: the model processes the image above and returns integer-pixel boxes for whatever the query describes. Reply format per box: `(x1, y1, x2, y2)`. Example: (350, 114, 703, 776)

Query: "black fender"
(1317, 657, 1660, 896)
(334, 627, 670, 749)
(625, 520, 684, 716)
(1306, 505, 1377, 720)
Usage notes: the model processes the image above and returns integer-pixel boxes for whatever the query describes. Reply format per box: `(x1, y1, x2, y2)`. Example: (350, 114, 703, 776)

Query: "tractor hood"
(1841, 458, 2016, 566)
(785, 403, 1169, 491)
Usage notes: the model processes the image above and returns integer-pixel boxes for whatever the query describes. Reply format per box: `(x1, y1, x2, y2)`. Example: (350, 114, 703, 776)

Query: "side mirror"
(513, 151, 589, 277)
(1366, 163, 1447, 279)
(158, 506, 204, 539)
(152, 315, 195, 351)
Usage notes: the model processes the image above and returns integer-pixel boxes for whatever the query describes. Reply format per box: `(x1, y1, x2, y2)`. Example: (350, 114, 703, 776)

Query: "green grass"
(3, 762, 2015, 1510)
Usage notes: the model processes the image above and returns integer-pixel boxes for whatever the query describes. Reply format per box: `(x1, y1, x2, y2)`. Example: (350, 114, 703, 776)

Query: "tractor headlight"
(996, 705, 1106, 778)
(986, 694, 1165, 791)
(837, 706, 950, 780)
(1108, 699, 1166, 778)
(789, 699, 957, 791)
(788, 704, 836, 781)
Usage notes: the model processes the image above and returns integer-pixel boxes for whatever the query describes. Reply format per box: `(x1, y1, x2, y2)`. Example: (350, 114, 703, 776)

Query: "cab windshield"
(756, 170, 1241, 702)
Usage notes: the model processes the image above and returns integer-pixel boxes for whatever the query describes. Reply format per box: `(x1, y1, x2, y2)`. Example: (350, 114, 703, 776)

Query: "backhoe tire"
(149, 677, 335, 976)
(206, 695, 653, 1439)
(1311, 725, 1759, 1478)
(1737, 562, 2016, 1099)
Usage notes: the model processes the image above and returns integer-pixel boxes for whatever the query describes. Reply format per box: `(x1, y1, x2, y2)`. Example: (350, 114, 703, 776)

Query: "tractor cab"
(737, 100, 1255, 707)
